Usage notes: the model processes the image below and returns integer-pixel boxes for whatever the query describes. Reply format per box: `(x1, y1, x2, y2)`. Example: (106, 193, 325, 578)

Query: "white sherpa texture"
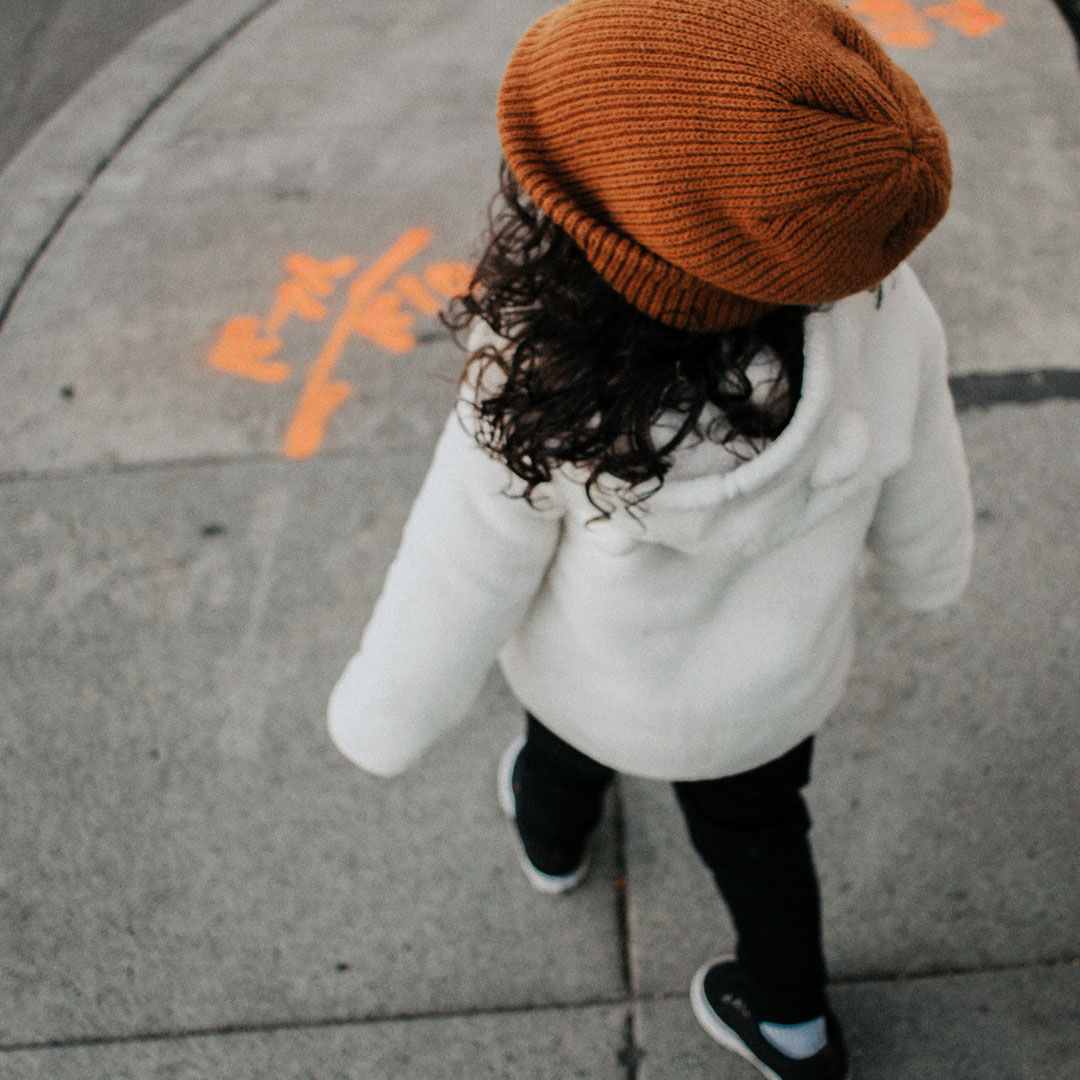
(328, 264, 973, 780)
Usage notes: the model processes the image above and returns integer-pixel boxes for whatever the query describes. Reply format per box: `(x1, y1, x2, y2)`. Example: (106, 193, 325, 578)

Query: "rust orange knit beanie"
(497, 0, 951, 330)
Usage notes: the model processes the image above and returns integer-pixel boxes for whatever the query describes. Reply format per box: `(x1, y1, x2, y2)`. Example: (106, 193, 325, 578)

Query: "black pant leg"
(673, 738, 828, 1023)
(515, 713, 616, 850)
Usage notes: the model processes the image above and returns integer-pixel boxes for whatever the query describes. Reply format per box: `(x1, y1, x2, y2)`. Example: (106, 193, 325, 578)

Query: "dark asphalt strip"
(949, 369, 1080, 411)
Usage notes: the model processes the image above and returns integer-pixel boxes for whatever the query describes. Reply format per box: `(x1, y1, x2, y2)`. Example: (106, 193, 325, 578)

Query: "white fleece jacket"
(328, 264, 973, 781)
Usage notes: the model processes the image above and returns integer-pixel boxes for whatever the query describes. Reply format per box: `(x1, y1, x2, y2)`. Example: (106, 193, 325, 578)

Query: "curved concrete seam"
(0, 0, 284, 332)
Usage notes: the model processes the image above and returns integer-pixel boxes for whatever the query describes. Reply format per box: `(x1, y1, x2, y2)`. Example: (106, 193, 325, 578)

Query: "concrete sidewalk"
(1, 1, 1077, 1076)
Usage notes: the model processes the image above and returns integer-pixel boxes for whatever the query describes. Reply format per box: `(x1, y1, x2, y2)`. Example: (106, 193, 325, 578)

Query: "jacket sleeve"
(865, 293, 974, 611)
(327, 408, 563, 776)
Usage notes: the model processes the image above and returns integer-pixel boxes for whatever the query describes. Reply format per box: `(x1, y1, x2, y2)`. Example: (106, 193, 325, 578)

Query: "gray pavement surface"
(0, 0, 188, 171)
(1, 1, 1078, 1077)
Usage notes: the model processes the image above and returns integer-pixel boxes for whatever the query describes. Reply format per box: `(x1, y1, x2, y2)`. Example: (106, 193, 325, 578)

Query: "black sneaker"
(497, 735, 589, 894)
(690, 959, 849, 1080)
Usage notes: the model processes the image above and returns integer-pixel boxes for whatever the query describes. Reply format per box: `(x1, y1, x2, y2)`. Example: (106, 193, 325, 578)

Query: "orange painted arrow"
(283, 227, 433, 459)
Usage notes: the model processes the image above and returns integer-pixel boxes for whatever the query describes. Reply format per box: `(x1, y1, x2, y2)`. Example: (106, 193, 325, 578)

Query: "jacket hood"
(464, 281, 906, 560)
(549, 297, 878, 558)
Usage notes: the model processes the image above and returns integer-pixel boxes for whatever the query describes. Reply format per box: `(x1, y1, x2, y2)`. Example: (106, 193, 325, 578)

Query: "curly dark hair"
(443, 163, 807, 516)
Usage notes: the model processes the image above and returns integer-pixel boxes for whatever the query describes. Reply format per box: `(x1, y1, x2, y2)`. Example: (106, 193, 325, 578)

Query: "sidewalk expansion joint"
(1, 369, 1079, 487)
(826, 954, 1080, 990)
(611, 780, 645, 1079)
(0, 0, 286, 337)
(617, 1010, 646, 1080)
(611, 779, 636, 995)
(3, 958, 1074, 1056)
(0, 442, 365, 486)
(0, 994, 631, 1055)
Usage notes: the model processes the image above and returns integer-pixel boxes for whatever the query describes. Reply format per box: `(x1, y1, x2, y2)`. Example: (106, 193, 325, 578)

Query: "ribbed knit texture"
(497, 0, 951, 330)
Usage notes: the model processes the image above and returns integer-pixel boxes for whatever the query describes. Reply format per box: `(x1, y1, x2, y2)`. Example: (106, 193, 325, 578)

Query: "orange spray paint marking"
(208, 316, 288, 383)
(925, 0, 1006, 36)
(394, 260, 474, 316)
(423, 261, 474, 301)
(352, 289, 424, 353)
(848, 0, 936, 48)
(395, 257, 474, 317)
(283, 227, 434, 460)
(395, 274, 443, 316)
(846, 0, 1005, 46)
(208, 236, 473, 460)
(207, 254, 358, 383)
(265, 254, 358, 332)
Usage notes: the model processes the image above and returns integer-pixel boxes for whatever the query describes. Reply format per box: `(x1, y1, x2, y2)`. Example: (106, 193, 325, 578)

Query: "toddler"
(329, 2, 974, 1077)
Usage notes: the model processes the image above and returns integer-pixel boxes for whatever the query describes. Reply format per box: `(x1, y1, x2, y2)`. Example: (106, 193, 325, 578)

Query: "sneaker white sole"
(497, 735, 589, 895)
(690, 959, 785, 1080)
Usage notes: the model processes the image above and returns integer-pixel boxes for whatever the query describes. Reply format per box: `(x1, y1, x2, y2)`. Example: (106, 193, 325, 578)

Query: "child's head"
(496, 0, 951, 331)
(448, 0, 950, 513)
(447, 162, 807, 515)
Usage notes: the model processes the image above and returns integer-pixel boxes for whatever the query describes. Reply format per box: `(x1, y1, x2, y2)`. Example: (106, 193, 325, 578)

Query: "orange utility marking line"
(395, 274, 443, 316)
(208, 316, 289, 383)
(847, 0, 1006, 47)
(266, 278, 330, 329)
(423, 261, 474, 300)
(925, 0, 1006, 36)
(350, 290, 423, 353)
(848, 0, 935, 48)
(265, 254, 358, 332)
(283, 227, 433, 459)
